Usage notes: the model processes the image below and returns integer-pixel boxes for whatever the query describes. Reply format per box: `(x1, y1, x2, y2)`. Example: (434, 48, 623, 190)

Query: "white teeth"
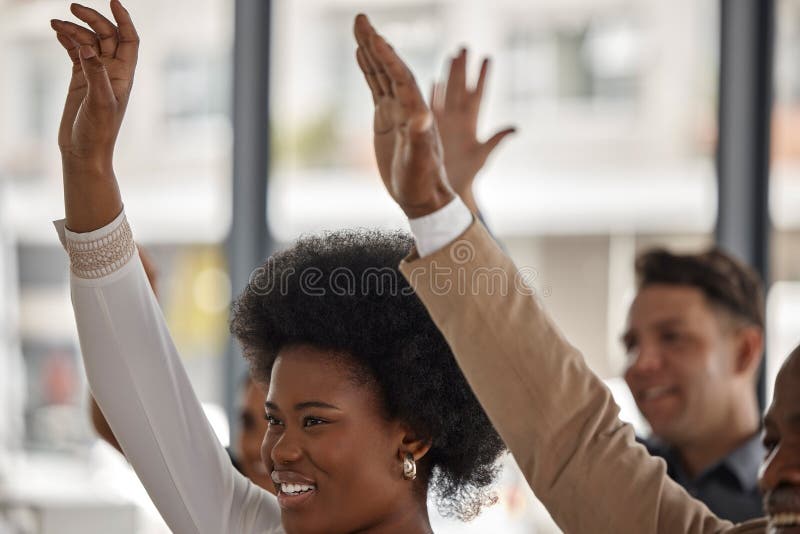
(280, 482, 316, 495)
(642, 386, 671, 400)
(769, 512, 800, 527)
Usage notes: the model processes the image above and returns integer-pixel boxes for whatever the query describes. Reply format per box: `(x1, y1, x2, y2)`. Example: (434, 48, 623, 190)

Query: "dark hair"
(230, 229, 505, 520)
(635, 247, 765, 329)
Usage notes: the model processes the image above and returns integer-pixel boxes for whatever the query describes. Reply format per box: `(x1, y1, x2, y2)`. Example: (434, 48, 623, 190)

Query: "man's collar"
(721, 432, 764, 491)
(641, 432, 764, 490)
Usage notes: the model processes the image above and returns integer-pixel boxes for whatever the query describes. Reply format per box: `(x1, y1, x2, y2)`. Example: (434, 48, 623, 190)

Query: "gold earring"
(403, 453, 417, 480)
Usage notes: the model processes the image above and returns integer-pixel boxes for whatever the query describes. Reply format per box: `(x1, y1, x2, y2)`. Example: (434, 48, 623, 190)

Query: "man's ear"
(733, 325, 764, 378)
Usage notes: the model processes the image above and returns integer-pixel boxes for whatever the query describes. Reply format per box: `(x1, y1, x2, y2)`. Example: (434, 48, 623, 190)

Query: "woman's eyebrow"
(265, 400, 341, 411)
(294, 401, 341, 411)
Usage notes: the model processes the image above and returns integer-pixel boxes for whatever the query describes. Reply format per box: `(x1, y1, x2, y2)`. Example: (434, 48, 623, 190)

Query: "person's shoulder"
(726, 517, 768, 533)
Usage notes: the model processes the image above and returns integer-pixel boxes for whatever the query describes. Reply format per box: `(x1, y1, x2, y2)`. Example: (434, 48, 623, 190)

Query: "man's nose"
(628, 343, 663, 375)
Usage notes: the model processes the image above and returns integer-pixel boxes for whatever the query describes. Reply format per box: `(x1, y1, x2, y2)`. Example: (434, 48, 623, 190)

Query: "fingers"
(370, 33, 426, 113)
(354, 14, 429, 133)
(473, 57, 490, 108)
(110, 0, 140, 65)
(354, 15, 392, 96)
(70, 3, 118, 58)
(481, 127, 517, 155)
(78, 45, 116, 106)
(50, 19, 100, 53)
(356, 47, 383, 103)
(444, 48, 466, 111)
(53, 30, 81, 66)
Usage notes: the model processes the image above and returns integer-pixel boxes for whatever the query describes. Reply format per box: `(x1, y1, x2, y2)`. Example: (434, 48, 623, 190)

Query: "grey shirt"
(643, 433, 765, 523)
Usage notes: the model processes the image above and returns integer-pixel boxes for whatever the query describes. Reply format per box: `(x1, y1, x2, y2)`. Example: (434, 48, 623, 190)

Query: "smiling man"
(623, 248, 766, 522)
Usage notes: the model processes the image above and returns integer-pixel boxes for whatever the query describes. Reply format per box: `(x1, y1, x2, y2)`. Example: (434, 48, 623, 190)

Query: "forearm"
(62, 160, 123, 233)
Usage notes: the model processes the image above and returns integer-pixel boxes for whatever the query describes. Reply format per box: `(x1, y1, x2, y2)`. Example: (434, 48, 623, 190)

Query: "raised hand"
(432, 50, 516, 213)
(50, 1, 138, 232)
(354, 15, 455, 219)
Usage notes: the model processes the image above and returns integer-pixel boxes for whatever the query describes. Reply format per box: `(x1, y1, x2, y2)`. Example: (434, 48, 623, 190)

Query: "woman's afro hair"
(230, 228, 506, 520)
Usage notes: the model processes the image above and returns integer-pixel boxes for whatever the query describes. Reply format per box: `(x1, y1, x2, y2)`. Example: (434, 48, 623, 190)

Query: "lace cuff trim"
(60, 213, 137, 279)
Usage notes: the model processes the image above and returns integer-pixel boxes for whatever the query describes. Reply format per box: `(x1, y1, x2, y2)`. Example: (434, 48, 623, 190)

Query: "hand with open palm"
(354, 15, 455, 219)
(431, 50, 516, 214)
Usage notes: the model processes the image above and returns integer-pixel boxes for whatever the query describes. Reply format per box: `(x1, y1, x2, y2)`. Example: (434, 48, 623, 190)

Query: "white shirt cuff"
(408, 196, 473, 257)
(53, 208, 136, 279)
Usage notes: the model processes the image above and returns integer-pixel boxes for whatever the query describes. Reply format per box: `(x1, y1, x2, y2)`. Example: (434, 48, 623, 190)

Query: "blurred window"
(768, 0, 800, 401)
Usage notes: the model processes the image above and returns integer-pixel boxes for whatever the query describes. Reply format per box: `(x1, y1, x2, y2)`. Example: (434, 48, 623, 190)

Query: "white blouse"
(55, 210, 284, 534)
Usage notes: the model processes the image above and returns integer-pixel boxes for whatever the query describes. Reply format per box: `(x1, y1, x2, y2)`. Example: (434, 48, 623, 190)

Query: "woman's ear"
(397, 426, 432, 462)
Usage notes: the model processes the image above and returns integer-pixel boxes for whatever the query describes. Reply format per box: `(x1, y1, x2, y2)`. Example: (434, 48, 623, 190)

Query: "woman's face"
(237, 379, 273, 492)
(263, 345, 413, 534)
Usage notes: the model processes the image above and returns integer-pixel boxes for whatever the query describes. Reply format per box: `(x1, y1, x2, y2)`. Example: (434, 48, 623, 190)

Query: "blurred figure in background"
(623, 248, 766, 522)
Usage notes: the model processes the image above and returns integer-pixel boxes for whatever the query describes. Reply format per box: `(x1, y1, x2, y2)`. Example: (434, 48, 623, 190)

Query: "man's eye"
(303, 417, 327, 428)
(661, 331, 681, 344)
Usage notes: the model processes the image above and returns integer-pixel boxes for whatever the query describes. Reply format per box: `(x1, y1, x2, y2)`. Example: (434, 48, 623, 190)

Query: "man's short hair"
(635, 247, 765, 329)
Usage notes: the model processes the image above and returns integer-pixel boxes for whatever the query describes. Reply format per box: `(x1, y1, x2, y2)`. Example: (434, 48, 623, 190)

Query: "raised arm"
(431, 49, 515, 214)
(353, 15, 732, 534)
(51, 1, 137, 232)
(88, 243, 158, 455)
(52, 4, 280, 532)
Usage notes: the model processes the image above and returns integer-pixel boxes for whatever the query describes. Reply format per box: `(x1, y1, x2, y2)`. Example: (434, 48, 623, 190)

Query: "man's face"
(623, 284, 739, 444)
(759, 348, 800, 533)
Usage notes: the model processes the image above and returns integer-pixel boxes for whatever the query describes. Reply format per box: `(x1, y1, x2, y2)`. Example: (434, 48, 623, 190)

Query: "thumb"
(78, 45, 115, 105)
(481, 127, 516, 156)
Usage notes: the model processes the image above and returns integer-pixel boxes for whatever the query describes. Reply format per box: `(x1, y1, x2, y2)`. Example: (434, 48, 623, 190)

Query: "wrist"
(402, 182, 456, 219)
(61, 155, 115, 182)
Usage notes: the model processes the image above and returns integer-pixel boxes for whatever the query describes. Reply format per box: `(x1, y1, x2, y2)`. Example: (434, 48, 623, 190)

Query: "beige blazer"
(400, 220, 767, 534)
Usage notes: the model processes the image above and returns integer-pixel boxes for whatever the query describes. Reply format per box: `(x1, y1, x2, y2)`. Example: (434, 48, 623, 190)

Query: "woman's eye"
(763, 438, 778, 455)
(265, 414, 282, 426)
(303, 417, 326, 428)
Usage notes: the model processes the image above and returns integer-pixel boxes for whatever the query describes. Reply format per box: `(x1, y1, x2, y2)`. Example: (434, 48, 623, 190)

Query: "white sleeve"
(407, 196, 473, 257)
(55, 210, 283, 534)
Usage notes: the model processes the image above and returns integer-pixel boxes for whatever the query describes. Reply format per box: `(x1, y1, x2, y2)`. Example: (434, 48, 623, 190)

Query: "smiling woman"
(49, 2, 503, 532)
(230, 230, 506, 531)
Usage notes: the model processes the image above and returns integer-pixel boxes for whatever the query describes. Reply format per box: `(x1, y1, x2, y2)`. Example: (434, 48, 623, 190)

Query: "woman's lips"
(276, 486, 317, 510)
(765, 487, 800, 532)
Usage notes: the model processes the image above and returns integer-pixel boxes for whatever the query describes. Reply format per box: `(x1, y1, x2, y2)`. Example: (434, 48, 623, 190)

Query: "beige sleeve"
(399, 220, 734, 534)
